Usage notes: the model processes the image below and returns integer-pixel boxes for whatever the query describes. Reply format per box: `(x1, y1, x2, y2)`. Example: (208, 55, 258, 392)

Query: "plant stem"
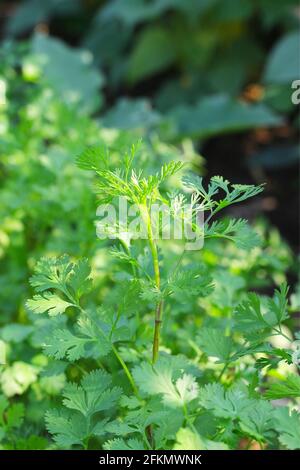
(152, 300, 163, 364)
(79, 305, 139, 397)
(143, 205, 164, 364)
(111, 344, 139, 397)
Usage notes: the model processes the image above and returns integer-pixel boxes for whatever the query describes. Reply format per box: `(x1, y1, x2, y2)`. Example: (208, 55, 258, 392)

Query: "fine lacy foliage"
(22, 144, 300, 450)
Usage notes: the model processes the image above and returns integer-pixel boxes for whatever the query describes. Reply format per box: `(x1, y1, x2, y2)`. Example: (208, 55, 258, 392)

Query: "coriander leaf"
(133, 356, 199, 408)
(166, 264, 214, 299)
(196, 328, 232, 363)
(264, 374, 300, 399)
(44, 315, 111, 361)
(26, 293, 73, 316)
(45, 409, 88, 448)
(62, 370, 122, 417)
(199, 383, 255, 419)
(234, 285, 289, 339)
(239, 401, 274, 442)
(205, 218, 261, 250)
(68, 258, 93, 299)
(174, 428, 228, 450)
(29, 256, 73, 293)
(273, 407, 300, 450)
(103, 438, 145, 450)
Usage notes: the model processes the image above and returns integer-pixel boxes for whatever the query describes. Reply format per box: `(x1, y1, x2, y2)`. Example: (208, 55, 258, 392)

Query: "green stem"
(142, 204, 163, 364)
(111, 344, 139, 397)
(78, 305, 138, 397)
(217, 362, 229, 380)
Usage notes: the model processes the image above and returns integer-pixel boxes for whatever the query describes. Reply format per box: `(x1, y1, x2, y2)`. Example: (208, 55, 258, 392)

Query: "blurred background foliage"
(0, 0, 299, 447)
(1, 0, 299, 245)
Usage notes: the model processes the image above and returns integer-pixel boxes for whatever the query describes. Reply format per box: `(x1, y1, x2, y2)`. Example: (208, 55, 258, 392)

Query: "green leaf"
(170, 95, 281, 139)
(273, 407, 300, 450)
(5, 403, 25, 430)
(199, 383, 255, 420)
(264, 374, 300, 399)
(43, 316, 111, 361)
(29, 256, 73, 293)
(0, 324, 34, 343)
(68, 259, 93, 299)
(29, 255, 92, 301)
(133, 356, 199, 408)
(264, 31, 300, 84)
(62, 370, 121, 418)
(205, 218, 262, 250)
(31, 33, 103, 112)
(174, 428, 228, 450)
(103, 438, 145, 450)
(234, 285, 289, 338)
(76, 146, 109, 172)
(45, 409, 88, 448)
(102, 98, 161, 130)
(196, 328, 232, 363)
(127, 27, 176, 84)
(239, 401, 274, 442)
(0, 395, 24, 430)
(26, 293, 73, 316)
(166, 264, 214, 299)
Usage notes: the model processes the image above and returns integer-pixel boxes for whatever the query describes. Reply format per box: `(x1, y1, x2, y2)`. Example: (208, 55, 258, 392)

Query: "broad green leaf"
(264, 31, 300, 84)
(31, 33, 103, 112)
(170, 95, 281, 139)
(127, 27, 176, 84)
(102, 98, 161, 130)
(6, 0, 79, 36)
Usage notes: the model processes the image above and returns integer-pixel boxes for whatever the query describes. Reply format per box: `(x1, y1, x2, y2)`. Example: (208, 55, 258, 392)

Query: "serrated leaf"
(45, 409, 88, 448)
(264, 374, 300, 399)
(197, 328, 232, 363)
(103, 437, 145, 450)
(199, 383, 256, 420)
(273, 407, 300, 450)
(62, 370, 121, 417)
(26, 293, 73, 316)
(205, 218, 261, 250)
(133, 356, 199, 408)
(239, 401, 274, 441)
(234, 285, 289, 338)
(166, 264, 214, 299)
(174, 428, 228, 450)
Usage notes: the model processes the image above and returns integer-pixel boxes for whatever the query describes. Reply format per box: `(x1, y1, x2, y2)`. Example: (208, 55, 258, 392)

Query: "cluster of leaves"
(0, 42, 299, 451)
(21, 148, 299, 450)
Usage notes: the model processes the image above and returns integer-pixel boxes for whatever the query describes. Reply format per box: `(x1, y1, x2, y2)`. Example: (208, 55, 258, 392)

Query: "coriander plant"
(23, 143, 300, 451)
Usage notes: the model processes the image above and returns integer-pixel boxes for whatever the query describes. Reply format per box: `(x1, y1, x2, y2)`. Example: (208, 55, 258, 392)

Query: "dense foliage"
(0, 0, 299, 452)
